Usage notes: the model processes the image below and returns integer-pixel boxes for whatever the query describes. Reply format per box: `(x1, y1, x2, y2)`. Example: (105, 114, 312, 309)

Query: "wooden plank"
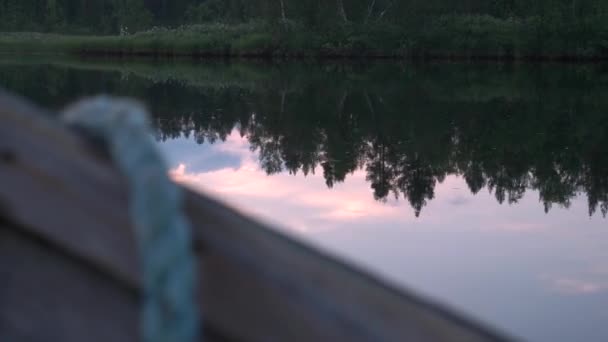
(0, 90, 139, 287)
(0, 224, 138, 342)
(0, 90, 512, 341)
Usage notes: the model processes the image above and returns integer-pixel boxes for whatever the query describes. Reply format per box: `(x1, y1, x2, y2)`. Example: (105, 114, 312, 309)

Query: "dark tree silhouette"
(3, 60, 608, 217)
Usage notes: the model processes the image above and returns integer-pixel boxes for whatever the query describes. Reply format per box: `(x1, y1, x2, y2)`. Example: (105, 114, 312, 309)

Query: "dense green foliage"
(2, 58, 608, 216)
(0, 0, 153, 33)
(4, 0, 608, 32)
(2, 0, 608, 57)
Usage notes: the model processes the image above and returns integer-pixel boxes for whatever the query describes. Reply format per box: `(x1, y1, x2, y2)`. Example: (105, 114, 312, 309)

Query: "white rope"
(63, 96, 200, 342)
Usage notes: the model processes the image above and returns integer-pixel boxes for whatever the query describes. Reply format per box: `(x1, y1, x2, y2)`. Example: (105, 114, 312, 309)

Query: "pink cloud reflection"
(550, 277, 608, 295)
(165, 129, 585, 234)
(168, 132, 414, 232)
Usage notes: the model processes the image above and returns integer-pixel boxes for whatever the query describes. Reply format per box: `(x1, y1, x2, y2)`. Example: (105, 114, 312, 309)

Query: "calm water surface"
(2, 58, 608, 341)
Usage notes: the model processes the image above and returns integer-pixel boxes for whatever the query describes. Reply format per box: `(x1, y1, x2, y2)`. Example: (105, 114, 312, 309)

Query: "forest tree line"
(2, 0, 608, 34)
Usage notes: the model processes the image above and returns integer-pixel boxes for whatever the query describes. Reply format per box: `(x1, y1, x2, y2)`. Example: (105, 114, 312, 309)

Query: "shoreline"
(3, 26, 608, 63)
(5, 48, 608, 63)
(6, 47, 608, 64)
(75, 50, 608, 63)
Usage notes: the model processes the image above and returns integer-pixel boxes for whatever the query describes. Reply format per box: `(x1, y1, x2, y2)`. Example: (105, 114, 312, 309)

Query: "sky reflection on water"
(160, 129, 608, 342)
(2, 58, 607, 342)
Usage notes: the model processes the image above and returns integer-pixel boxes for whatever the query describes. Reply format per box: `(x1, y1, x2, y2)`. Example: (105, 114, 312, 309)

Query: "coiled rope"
(63, 96, 200, 342)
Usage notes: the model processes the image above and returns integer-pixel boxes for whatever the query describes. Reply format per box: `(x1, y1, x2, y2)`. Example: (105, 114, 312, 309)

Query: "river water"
(2, 57, 608, 341)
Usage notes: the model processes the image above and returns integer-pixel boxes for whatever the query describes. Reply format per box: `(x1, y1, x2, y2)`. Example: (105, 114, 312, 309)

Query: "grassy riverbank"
(2, 17, 608, 60)
(0, 22, 405, 58)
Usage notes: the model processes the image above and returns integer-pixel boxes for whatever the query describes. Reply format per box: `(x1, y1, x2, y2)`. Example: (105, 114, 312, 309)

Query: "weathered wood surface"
(0, 90, 512, 341)
(0, 225, 138, 342)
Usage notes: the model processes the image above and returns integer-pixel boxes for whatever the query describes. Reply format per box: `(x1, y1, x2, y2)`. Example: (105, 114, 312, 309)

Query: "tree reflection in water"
(3, 60, 607, 216)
